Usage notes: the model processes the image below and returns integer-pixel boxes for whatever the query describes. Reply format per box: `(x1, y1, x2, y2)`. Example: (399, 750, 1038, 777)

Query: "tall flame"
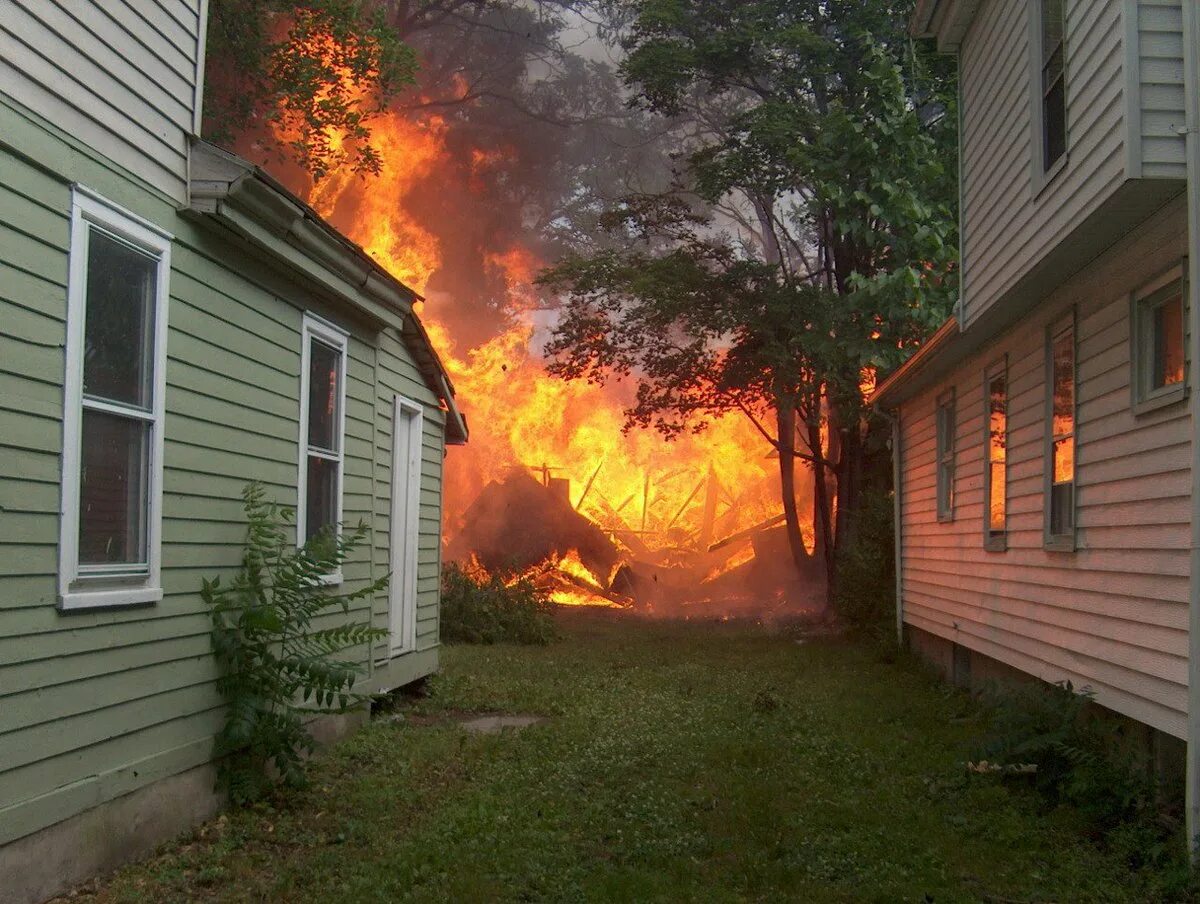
(267, 92, 810, 591)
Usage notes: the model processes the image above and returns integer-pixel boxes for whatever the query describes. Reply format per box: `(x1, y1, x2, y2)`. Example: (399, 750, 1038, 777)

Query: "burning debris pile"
(446, 466, 824, 616)
(447, 470, 626, 608)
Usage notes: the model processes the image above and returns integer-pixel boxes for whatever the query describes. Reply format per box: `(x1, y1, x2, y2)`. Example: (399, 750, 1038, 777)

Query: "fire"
(264, 86, 812, 608)
(483, 246, 539, 290)
(307, 113, 449, 292)
(426, 310, 784, 553)
(702, 544, 757, 584)
(545, 550, 624, 608)
(555, 549, 605, 590)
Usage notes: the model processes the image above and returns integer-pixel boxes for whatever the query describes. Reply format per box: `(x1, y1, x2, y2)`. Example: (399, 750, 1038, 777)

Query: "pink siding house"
(874, 0, 1200, 838)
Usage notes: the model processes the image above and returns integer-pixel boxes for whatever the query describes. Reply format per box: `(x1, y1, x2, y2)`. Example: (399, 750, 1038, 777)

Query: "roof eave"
(908, 0, 982, 52)
(188, 140, 469, 444)
(870, 316, 959, 409)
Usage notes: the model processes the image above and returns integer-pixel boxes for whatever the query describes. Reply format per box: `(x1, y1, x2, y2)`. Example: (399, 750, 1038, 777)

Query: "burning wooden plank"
(707, 513, 788, 552)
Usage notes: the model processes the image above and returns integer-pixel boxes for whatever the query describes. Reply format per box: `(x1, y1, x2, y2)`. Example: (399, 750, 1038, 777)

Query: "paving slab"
(458, 714, 544, 734)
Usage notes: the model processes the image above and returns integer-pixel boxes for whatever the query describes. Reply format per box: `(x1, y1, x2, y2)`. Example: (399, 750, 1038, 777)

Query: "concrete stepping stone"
(458, 714, 544, 734)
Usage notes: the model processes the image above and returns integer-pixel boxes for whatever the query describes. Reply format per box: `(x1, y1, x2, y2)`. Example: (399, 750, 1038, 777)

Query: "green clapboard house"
(0, 3, 468, 901)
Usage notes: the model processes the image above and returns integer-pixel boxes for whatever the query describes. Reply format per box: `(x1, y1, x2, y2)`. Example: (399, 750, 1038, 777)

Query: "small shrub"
(206, 483, 388, 804)
(972, 678, 1188, 874)
(833, 488, 895, 629)
(440, 561, 556, 645)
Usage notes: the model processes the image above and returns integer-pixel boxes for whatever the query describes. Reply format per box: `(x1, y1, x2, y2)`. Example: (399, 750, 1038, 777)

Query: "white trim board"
(388, 395, 423, 656)
(58, 186, 172, 611)
(296, 311, 349, 585)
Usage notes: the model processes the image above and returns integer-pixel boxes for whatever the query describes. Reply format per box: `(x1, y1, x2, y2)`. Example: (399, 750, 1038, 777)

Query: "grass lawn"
(70, 611, 1189, 903)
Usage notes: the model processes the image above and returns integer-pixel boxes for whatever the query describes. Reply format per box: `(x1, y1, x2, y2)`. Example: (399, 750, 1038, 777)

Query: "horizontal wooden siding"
(0, 103, 446, 845)
(899, 198, 1190, 738)
(0, 0, 201, 204)
(959, 0, 1127, 327)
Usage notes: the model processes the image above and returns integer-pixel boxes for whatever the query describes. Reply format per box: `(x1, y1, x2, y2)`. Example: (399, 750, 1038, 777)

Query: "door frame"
(389, 394, 423, 655)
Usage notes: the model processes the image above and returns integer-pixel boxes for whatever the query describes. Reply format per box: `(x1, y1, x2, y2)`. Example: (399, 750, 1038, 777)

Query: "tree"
(202, 0, 616, 184)
(204, 0, 418, 180)
(540, 0, 958, 608)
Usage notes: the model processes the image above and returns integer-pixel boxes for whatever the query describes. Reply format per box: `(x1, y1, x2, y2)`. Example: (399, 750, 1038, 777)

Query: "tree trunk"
(832, 412, 866, 559)
(775, 403, 810, 577)
(805, 416, 836, 612)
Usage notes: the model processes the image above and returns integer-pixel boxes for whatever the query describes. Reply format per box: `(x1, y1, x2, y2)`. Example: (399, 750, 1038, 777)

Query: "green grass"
(72, 612, 1190, 903)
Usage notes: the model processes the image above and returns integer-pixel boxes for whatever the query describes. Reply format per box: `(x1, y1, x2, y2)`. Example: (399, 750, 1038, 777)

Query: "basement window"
(1045, 315, 1075, 551)
(936, 389, 955, 522)
(59, 188, 172, 611)
(298, 313, 348, 582)
(1131, 271, 1187, 414)
(983, 358, 1007, 551)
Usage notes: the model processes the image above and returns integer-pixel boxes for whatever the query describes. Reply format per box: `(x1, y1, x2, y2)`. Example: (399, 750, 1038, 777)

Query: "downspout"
(875, 405, 904, 646)
(1182, 0, 1200, 856)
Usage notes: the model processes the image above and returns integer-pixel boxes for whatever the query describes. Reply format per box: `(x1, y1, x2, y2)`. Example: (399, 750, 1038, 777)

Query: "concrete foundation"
(0, 709, 368, 904)
(906, 624, 1186, 795)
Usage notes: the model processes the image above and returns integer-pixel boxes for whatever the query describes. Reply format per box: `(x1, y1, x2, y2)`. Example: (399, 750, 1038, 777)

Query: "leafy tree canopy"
(204, 0, 419, 180)
(540, 0, 959, 593)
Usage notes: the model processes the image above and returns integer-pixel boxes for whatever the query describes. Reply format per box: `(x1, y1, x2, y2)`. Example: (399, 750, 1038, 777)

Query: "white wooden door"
(389, 395, 422, 655)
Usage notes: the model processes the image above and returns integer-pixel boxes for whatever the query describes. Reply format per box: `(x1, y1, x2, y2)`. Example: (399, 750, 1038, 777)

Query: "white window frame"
(983, 356, 1009, 552)
(1030, 0, 1069, 194)
(59, 187, 172, 611)
(936, 388, 956, 522)
(1044, 311, 1076, 552)
(296, 312, 349, 585)
(1130, 265, 1188, 415)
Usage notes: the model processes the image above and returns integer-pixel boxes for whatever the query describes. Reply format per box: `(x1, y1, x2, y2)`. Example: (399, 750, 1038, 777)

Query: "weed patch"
(440, 561, 556, 645)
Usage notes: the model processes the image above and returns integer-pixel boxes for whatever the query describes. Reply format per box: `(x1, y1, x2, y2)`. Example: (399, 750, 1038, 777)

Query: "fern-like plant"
(205, 482, 388, 804)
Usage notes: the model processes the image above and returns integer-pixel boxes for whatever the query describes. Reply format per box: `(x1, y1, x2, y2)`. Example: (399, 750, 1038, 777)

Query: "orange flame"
(267, 90, 808, 589)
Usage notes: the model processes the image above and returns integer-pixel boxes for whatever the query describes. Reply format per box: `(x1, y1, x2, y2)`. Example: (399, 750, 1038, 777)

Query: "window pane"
(938, 460, 954, 514)
(988, 373, 1007, 534)
(1051, 329, 1074, 437)
(1050, 482, 1074, 536)
(305, 455, 339, 543)
(938, 401, 954, 455)
(989, 462, 1006, 533)
(1053, 435, 1074, 485)
(1043, 75, 1066, 169)
(79, 409, 149, 565)
(1153, 293, 1185, 390)
(988, 375, 1007, 464)
(84, 229, 157, 408)
(307, 339, 341, 452)
(1042, 0, 1064, 65)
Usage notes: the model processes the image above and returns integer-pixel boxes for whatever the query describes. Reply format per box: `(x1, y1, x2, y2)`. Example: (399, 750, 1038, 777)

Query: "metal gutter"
(1181, 0, 1200, 856)
(873, 404, 905, 645)
(891, 411, 903, 644)
(909, 0, 983, 51)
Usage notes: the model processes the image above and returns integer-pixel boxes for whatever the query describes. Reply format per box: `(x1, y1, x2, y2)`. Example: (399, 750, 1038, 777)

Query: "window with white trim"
(1131, 271, 1187, 413)
(1038, 0, 1067, 172)
(59, 188, 172, 610)
(936, 389, 955, 522)
(297, 314, 347, 574)
(1045, 314, 1075, 550)
(984, 358, 1008, 551)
